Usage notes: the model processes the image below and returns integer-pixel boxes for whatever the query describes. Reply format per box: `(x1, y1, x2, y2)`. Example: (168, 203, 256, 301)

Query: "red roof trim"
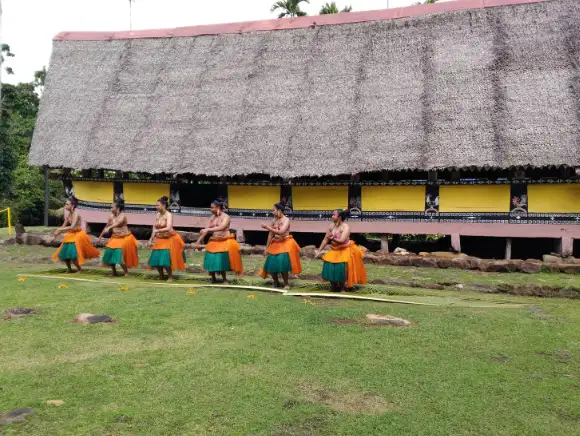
(54, 0, 549, 41)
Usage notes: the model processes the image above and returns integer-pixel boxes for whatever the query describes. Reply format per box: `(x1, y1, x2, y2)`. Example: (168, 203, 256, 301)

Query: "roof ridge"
(54, 0, 549, 42)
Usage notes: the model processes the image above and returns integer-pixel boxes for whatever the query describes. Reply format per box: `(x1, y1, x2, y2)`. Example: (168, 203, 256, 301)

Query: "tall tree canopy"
(270, 0, 309, 18)
(0, 50, 62, 226)
(319, 2, 352, 14)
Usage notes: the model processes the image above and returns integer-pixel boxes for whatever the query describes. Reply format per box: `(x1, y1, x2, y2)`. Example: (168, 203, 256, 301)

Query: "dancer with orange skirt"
(98, 199, 139, 276)
(259, 202, 301, 289)
(315, 209, 367, 292)
(195, 200, 243, 283)
(51, 196, 100, 273)
(147, 196, 185, 281)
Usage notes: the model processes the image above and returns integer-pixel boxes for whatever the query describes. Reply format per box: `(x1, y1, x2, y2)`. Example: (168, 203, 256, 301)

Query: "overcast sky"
(2, 0, 422, 84)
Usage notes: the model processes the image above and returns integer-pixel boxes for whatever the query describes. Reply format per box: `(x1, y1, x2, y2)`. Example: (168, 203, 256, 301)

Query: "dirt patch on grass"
(298, 383, 394, 415)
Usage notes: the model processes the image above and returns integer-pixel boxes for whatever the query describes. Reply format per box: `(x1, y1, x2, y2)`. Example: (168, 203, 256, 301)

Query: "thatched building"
(29, 0, 580, 256)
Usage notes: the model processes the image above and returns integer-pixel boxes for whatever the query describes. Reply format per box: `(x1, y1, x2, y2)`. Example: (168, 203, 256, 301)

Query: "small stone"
(393, 247, 410, 256)
(46, 400, 64, 407)
(365, 314, 411, 327)
(455, 284, 464, 289)
(74, 313, 113, 324)
(2, 408, 35, 424)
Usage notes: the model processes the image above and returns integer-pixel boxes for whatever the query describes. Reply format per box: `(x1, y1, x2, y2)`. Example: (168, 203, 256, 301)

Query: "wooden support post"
(505, 238, 512, 260)
(380, 235, 389, 253)
(561, 237, 573, 257)
(451, 233, 461, 253)
(43, 167, 49, 227)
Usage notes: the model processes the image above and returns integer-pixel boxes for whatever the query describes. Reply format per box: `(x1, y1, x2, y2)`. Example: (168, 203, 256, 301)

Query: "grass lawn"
(1, 247, 579, 435)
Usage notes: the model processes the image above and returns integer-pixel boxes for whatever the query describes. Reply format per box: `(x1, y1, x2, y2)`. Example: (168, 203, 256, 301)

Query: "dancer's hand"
(261, 224, 269, 230)
(314, 250, 321, 259)
(52, 229, 60, 237)
(263, 249, 268, 257)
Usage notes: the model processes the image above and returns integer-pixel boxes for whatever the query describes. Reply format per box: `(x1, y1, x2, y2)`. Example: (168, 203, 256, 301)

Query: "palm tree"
(319, 2, 352, 14)
(270, 0, 309, 18)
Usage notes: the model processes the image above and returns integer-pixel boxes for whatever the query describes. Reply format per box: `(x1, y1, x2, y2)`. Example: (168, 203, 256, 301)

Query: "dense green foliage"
(0, 52, 62, 227)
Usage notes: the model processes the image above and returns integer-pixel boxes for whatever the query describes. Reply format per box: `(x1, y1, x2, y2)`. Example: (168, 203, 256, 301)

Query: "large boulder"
(450, 256, 477, 270)
(389, 256, 412, 267)
(520, 260, 542, 274)
(409, 256, 439, 269)
(432, 251, 465, 258)
(559, 264, 580, 275)
(481, 260, 511, 273)
(436, 258, 453, 269)
(176, 231, 201, 243)
(543, 254, 561, 264)
(363, 253, 381, 264)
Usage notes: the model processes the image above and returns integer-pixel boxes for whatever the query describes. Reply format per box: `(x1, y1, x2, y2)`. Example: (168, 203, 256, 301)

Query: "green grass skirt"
(322, 261, 347, 283)
(58, 242, 78, 261)
(102, 248, 123, 266)
(148, 249, 171, 268)
(148, 249, 186, 269)
(204, 251, 230, 272)
(263, 253, 292, 274)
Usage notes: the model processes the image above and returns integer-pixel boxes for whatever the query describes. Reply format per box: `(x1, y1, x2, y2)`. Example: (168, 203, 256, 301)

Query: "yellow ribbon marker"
(187, 288, 197, 295)
(57, 283, 68, 289)
(119, 286, 129, 292)
(247, 294, 256, 299)
(17, 277, 27, 282)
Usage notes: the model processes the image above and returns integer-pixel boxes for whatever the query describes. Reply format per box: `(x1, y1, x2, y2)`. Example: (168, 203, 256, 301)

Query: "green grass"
(1, 248, 580, 435)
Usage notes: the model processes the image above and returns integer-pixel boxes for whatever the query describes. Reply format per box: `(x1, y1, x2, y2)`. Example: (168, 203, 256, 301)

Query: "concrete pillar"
(505, 238, 512, 260)
(380, 235, 389, 253)
(561, 237, 573, 257)
(236, 229, 245, 244)
(451, 233, 461, 253)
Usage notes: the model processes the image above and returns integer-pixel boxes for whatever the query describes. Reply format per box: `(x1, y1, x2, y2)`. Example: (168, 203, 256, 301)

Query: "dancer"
(147, 196, 186, 281)
(315, 209, 367, 292)
(195, 200, 243, 283)
(99, 199, 139, 276)
(259, 202, 301, 289)
(51, 196, 100, 273)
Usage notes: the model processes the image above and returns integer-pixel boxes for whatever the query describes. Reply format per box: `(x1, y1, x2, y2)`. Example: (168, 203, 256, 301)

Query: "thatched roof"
(29, 0, 580, 177)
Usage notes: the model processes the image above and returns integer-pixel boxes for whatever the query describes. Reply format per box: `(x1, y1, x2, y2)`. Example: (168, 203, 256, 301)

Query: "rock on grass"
(365, 314, 411, 327)
(4, 308, 37, 320)
(1, 408, 35, 424)
(73, 313, 113, 324)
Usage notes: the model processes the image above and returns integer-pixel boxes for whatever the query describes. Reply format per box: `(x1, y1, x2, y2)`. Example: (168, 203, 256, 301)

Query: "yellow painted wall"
(439, 185, 510, 212)
(293, 186, 348, 211)
(123, 183, 170, 205)
(528, 185, 580, 213)
(362, 186, 426, 211)
(72, 181, 113, 203)
(228, 186, 281, 209)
